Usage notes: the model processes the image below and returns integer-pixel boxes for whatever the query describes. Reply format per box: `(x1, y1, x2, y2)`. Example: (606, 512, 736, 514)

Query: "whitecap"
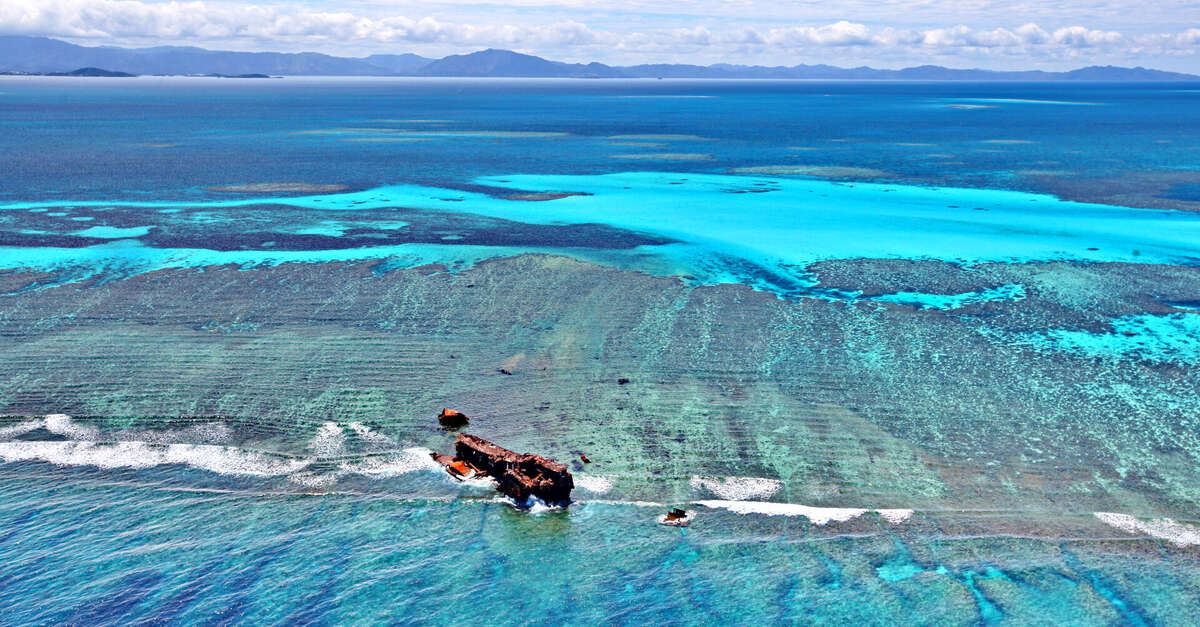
(877, 509, 915, 524)
(1095, 512, 1200, 547)
(691, 476, 782, 500)
(288, 471, 341, 489)
(581, 499, 665, 508)
(308, 422, 346, 457)
(125, 422, 234, 444)
(0, 420, 44, 438)
(697, 500, 867, 525)
(339, 447, 440, 476)
(44, 414, 99, 440)
(0, 440, 309, 476)
(455, 476, 497, 490)
(574, 474, 614, 494)
(518, 496, 569, 513)
(347, 422, 394, 446)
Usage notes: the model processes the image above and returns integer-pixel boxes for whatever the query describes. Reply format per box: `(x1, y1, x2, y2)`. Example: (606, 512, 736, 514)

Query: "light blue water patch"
(73, 226, 152, 239)
(3, 173, 1200, 294)
(0, 239, 698, 291)
(954, 98, 1101, 106)
(467, 173, 1200, 267)
(1009, 312, 1200, 364)
(291, 221, 349, 236)
(876, 557, 925, 581)
(290, 220, 407, 236)
(872, 283, 1025, 310)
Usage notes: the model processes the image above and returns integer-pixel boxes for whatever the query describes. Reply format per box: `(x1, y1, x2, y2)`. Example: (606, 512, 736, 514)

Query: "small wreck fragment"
(437, 408, 469, 429)
(431, 433, 574, 506)
(659, 508, 692, 527)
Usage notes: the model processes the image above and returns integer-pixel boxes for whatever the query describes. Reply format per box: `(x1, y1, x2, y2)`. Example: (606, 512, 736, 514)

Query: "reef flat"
(1, 255, 1198, 519)
(2, 254, 1200, 622)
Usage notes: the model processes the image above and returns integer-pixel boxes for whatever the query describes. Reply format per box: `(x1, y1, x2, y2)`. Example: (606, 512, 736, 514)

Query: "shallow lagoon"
(5, 172, 1200, 290)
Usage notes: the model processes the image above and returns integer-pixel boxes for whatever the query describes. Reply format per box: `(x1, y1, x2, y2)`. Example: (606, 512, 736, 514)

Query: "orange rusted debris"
(448, 460, 473, 476)
(438, 408, 469, 428)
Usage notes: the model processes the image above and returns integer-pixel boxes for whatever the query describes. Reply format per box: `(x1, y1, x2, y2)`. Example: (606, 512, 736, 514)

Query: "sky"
(1, 0, 1198, 71)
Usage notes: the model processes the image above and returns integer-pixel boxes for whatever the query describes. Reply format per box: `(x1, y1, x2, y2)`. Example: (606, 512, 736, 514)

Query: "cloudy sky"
(2, 0, 1199, 70)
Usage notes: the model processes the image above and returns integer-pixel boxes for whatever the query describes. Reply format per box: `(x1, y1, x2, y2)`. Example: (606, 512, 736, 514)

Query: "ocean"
(1, 76, 1199, 624)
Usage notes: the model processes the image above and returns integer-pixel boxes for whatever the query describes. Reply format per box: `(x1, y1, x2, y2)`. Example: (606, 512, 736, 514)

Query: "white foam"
(456, 476, 497, 490)
(525, 498, 557, 514)
(575, 474, 614, 494)
(0, 420, 44, 438)
(0, 440, 309, 476)
(1095, 512, 1200, 547)
(44, 414, 99, 440)
(697, 500, 868, 525)
(691, 476, 782, 500)
(125, 422, 234, 444)
(288, 471, 341, 489)
(877, 509, 915, 524)
(583, 499, 666, 508)
(347, 422, 393, 446)
(308, 422, 346, 457)
(339, 447, 440, 476)
(517, 496, 569, 513)
(182, 422, 234, 443)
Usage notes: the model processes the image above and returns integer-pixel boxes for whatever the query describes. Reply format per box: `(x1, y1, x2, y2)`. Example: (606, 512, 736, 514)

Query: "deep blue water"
(2, 77, 1200, 624)
(2, 77, 1198, 202)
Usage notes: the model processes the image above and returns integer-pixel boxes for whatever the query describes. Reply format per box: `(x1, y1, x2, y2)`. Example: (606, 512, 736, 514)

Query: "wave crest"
(1095, 512, 1200, 546)
(690, 476, 781, 500)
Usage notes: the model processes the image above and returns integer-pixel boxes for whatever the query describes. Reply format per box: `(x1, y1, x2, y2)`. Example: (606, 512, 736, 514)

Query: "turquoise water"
(2, 77, 1200, 623)
(5, 172, 1200, 292)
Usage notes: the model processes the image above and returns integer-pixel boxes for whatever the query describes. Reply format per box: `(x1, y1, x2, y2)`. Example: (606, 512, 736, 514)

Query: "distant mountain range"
(1, 35, 1197, 81)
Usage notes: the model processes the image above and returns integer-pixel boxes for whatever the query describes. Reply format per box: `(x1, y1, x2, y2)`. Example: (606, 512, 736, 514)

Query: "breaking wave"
(690, 475, 781, 500)
(877, 509, 915, 524)
(338, 448, 442, 476)
(697, 500, 913, 525)
(1095, 512, 1200, 546)
(0, 416, 443, 485)
(575, 474, 615, 494)
(347, 422, 394, 446)
(44, 414, 100, 440)
(0, 440, 308, 476)
(308, 421, 347, 456)
(697, 500, 866, 524)
(0, 420, 44, 439)
(125, 422, 234, 444)
(0, 418, 911, 526)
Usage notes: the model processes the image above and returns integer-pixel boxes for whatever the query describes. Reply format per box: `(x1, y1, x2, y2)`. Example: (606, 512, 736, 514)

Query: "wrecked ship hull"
(432, 433, 574, 506)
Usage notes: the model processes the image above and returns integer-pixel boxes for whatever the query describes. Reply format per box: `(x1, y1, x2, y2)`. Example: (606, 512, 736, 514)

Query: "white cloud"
(0, 0, 1197, 68)
(0, 0, 599, 47)
(1052, 26, 1124, 48)
(1015, 23, 1050, 45)
(766, 21, 878, 47)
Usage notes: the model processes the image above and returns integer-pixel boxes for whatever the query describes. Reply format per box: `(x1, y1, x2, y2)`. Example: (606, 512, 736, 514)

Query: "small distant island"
(0, 67, 136, 77)
(204, 73, 273, 79)
(0, 67, 277, 78)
